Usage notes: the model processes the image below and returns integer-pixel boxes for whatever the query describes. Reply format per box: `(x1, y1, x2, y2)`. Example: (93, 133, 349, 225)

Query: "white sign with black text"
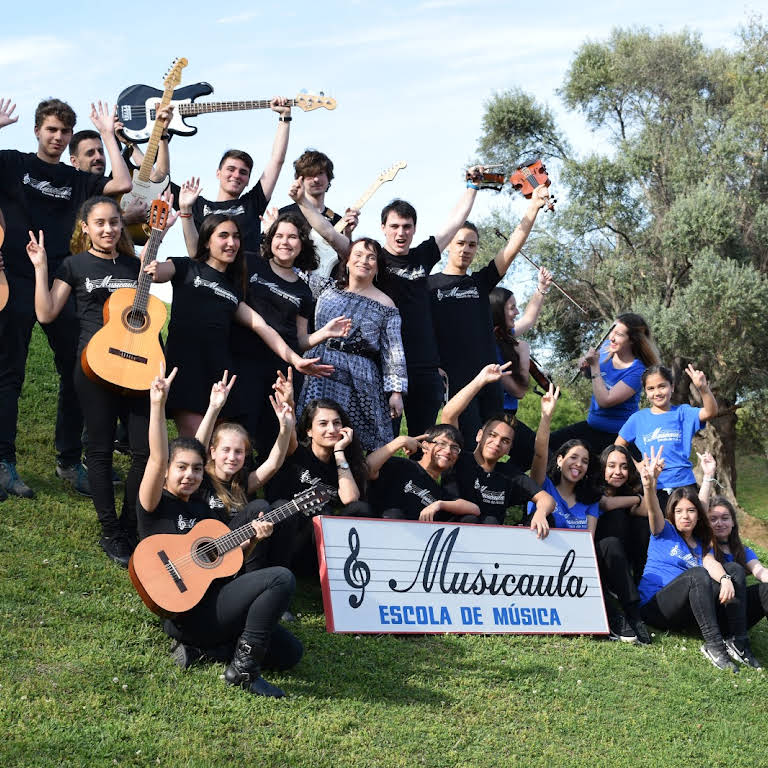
(314, 517, 609, 635)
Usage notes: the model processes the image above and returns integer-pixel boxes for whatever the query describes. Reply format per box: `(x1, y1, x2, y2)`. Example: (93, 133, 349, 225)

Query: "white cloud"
(0, 36, 74, 68)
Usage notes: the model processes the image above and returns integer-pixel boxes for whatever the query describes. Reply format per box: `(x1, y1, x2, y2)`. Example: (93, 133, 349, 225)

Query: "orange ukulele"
(129, 485, 333, 617)
(81, 199, 169, 393)
(0, 215, 8, 311)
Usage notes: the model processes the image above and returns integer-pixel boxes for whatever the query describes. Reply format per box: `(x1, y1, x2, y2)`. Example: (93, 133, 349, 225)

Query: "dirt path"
(740, 510, 768, 550)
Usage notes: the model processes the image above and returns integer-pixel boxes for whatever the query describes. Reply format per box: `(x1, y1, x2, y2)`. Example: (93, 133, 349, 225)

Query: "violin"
(509, 159, 556, 211)
(465, 165, 506, 191)
(529, 355, 556, 396)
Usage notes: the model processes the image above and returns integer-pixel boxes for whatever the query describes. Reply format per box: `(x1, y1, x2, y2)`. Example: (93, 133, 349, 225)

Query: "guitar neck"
(179, 99, 297, 116)
(137, 90, 177, 182)
(334, 177, 394, 232)
(133, 229, 164, 314)
(217, 498, 305, 554)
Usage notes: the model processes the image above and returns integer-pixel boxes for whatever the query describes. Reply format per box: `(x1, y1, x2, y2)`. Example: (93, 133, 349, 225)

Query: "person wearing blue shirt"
(636, 449, 759, 671)
(617, 363, 717, 509)
(550, 313, 659, 455)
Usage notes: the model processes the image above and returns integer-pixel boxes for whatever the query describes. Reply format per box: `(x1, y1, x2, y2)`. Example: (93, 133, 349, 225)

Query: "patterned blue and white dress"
(297, 279, 408, 451)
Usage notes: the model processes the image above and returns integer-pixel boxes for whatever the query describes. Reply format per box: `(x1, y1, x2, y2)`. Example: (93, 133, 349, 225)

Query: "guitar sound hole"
(193, 539, 220, 568)
(125, 309, 147, 331)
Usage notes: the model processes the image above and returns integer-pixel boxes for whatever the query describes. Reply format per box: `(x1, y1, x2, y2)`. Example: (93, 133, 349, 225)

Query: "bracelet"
(536, 287, 549, 296)
(161, 133, 171, 141)
(334, 449, 346, 454)
(466, 181, 479, 190)
(179, 212, 193, 219)
(278, 115, 292, 123)
(702, 475, 715, 482)
(720, 574, 732, 583)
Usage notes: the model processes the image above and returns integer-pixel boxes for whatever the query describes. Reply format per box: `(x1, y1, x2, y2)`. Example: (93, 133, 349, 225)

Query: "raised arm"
(531, 383, 559, 486)
(367, 434, 424, 480)
(26, 231, 71, 322)
(442, 362, 513, 428)
(686, 364, 718, 422)
(247, 396, 294, 493)
(138, 366, 178, 514)
(178, 177, 201, 258)
(91, 102, 132, 196)
(288, 178, 351, 256)
(638, 447, 665, 536)
(194, 371, 237, 449)
(493, 187, 549, 278)
(696, 451, 717, 506)
(150, 104, 173, 182)
(514, 269, 552, 336)
(258, 98, 292, 201)
(434, 166, 482, 251)
(0, 98, 19, 132)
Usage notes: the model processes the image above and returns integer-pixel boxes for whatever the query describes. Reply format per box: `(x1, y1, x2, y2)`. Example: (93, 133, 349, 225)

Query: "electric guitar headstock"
(295, 91, 337, 112)
(378, 161, 407, 183)
(164, 58, 188, 92)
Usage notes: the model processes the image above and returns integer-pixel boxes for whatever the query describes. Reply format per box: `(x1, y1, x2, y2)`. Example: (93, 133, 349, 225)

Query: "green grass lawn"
(2, 327, 768, 768)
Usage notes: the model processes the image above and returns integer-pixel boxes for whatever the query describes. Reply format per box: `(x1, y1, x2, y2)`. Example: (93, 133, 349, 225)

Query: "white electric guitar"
(333, 161, 407, 232)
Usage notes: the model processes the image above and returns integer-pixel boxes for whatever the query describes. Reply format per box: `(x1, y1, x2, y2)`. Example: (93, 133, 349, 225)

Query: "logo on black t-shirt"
(473, 477, 505, 505)
(250, 274, 302, 307)
(192, 275, 239, 305)
(176, 513, 198, 531)
(84, 276, 138, 293)
(388, 264, 426, 281)
(300, 469, 322, 487)
(203, 203, 245, 217)
(23, 172, 72, 200)
(403, 479, 436, 506)
(436, 285, 480, 301)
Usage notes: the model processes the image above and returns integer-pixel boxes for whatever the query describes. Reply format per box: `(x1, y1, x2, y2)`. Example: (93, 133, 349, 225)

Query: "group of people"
(1, 92, 765, 699)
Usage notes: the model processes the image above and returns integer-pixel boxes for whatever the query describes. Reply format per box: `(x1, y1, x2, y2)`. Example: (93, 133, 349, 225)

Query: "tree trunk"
(691, 404, 738, 506)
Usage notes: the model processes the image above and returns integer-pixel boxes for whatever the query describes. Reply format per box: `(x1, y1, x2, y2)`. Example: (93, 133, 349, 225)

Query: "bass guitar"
(129, 484, 334, 617)
(333, 161, 407, 233)
(120, 58, 186, 244)
(81, 199, 169, 393)
(0, 215, 7, 311)
(117, 84, 336, 143)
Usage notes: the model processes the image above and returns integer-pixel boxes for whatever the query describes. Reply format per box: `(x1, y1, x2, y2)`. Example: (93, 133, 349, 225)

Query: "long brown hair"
(205, 423, 251, 515)
(615, 312, 660, 367)
(709, 496, 747, 568)
(490, 287, 527, 388)
(665, 487, 720, 559)
(195, 214, 248, 298)
(70, 196, 135, 258)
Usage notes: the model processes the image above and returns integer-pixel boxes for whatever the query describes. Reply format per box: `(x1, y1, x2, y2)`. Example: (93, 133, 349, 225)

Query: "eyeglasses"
(429, 440, 461, 455)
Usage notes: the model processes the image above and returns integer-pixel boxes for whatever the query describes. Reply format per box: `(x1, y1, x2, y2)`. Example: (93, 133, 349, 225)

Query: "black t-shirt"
(278, 201, 341, 227)
(370, 456, 454, 519)
(245, 256, 313, 353)
(137, 488, 218, 540)
(55, 251, 140, 354)
(427, 260, 502, 382)
(0, 151, 107, 280)
(446, 452, 541, 522)
(264, 443, 339, 504)
(382, 237, 441, 370)
(193, 473, 246, 520)
(170, 180, 268, 265)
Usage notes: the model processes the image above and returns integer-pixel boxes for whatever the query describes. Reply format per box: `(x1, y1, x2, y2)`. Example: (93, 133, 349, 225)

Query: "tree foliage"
(476, 19, 768, 496)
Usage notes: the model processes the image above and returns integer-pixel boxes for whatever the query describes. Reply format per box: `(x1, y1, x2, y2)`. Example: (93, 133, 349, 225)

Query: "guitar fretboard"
(178, 99, 297, 116)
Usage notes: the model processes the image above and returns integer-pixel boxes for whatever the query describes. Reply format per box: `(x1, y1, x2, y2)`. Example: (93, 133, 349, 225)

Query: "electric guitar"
(333, 161, 407, 233)
(129, 484, 334, 617)
(119, 58, 186, 244)
(81, 200, 169, 393)
(116, 84, 336, 142)
(0, 217, 7, 311)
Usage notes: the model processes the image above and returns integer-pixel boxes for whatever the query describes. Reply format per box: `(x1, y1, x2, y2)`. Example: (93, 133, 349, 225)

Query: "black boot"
(224, 637, 285, 698)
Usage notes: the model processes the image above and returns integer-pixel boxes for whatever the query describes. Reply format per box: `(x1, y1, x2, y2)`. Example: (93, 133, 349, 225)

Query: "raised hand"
(26, 230, 47, 269)
(149, 365, 178, 405)
(342, 208, 360, 236)
(696, 451, 717, 479)
(155, 103, 174, 129)
(582, 347, 598, 367)
(260, 206, 279, 232)
(321, 315, 352, 340)
(270, 395, 295, 432)
(334, 426, 354, 452)
(401, 434, 427, 457)
(0, 98, 18, 129)
(685, 363, 708, 391)
(209, 370, 236, 411)
(90, 101, 117, 135)
(531, 184, 551, 208)
(288, 178, 305, 204)
(637, 446, 664, 489)
(537, 267, 553, 294)
(179, 177, 201, 213)
(272, 367, 295, 408)
(478, 361, 512, 385)
(540, 382, 560, 418)
(270, 96, 292, 117)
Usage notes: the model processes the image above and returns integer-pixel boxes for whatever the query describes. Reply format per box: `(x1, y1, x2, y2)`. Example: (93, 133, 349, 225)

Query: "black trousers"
(506, 416, 536, 473)
(443, 368, 502, 448)
(640, 562, 747, 644)
(392, 366, 444, 439)
(549, 420, 618, 456)
(0, 281, 82, 465)
(167, 566, 302, 669)
(595, 507, 650, 584)
(74, 365, 149, 539)
(746, 582, 768, 630)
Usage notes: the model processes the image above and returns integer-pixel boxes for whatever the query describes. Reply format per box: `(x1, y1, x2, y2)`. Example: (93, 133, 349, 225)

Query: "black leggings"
(640, 562, 747, 643)
(74, 365, 149, 539)
(167, 566, 301, 667)
(549, 421, 618, 456)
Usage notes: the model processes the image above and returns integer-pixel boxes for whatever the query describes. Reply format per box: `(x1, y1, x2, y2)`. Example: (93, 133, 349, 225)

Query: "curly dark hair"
(260, 212, 318, 272)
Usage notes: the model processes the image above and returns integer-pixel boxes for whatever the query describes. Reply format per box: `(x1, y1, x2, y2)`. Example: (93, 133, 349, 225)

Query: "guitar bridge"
(159, 550, 187, 593)
(108, 347, 148, 364)
(120, 105, 132, 120)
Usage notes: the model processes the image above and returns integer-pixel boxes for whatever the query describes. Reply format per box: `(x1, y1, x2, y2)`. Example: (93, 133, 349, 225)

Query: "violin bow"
(493, 229, 589, 316)
(568, 322, 616, 384)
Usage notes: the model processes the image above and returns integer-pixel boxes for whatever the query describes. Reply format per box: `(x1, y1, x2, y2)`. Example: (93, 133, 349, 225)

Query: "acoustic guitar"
(81, 199, 168, 393)
(120, 58, 186, 244)
(333, 161, 407, 233)
(116, 83, 336, 142)
(0, 216, 7, 311)
(129, 484, 334, 617)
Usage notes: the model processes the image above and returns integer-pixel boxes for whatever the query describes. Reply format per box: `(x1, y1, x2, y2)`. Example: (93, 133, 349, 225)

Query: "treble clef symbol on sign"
(343, 527, 370, 608)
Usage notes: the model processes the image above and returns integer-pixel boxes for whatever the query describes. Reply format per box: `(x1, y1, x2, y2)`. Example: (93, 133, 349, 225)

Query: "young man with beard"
(0, 98, 131, 498)
(367, 425, 480, 522)
(427, 185, 549, 445)
(440, 362, 555, 533)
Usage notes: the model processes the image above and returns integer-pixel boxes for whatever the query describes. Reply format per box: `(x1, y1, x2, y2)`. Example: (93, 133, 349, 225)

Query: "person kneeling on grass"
(367, 424, 480, 522)
(439, 361, 555, 526)
(136, 366, 302, 698)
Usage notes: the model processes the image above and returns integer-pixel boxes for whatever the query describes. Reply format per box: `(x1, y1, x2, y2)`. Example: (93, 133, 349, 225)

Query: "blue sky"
(1, 1, 756, 293)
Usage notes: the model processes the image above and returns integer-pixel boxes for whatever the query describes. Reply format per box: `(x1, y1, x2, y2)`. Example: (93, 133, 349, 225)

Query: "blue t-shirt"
(618, 404, 702, 488)
(527, 476, 600, 530)
(586, 345, 645, 432)
(638, 520, 704, 605)
(496, 345, 518, 411)
(720, 546, 757, 564)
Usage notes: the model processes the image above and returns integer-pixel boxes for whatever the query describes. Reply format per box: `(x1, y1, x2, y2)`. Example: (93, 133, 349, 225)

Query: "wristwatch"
(720, 574, 732, 583)
(337, 460, 350, 470)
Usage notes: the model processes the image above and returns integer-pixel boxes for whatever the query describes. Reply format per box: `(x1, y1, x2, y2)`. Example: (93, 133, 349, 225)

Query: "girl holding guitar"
(26, 195, 162, 567)
(137, 367, 301, 697)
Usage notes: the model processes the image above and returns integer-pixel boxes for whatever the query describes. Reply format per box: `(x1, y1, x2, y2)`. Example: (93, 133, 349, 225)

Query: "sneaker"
(56, 461, 91, 496)
(628, 616, 652, 645)
(608, 611, 638, 643)
(700, 642, 739, 672)
(725, 637, 763, 670)
(99, 534, 132, 568)
(0, 460, 35, 498)
(281, 610, 297, 623)
(170, 641, 203, 669)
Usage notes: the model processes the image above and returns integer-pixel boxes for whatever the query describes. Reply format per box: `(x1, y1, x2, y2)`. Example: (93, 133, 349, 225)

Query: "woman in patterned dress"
(298, 238, 407, 452)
